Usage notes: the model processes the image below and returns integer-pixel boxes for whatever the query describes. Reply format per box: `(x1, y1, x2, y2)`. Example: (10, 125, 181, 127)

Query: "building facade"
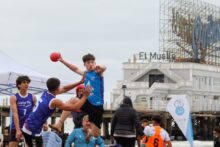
(112, 59, 220, 112)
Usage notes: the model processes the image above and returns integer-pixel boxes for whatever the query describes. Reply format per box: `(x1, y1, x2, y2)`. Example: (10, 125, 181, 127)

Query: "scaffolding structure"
(159, 0, 220, 65)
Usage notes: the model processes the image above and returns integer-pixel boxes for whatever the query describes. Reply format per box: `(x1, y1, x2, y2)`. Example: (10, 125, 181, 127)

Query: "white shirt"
(143, 126, 171, 141)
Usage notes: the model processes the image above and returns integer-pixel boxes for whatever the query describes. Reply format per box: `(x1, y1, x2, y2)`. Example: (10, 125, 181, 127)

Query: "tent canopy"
(0, 51, 74, 95)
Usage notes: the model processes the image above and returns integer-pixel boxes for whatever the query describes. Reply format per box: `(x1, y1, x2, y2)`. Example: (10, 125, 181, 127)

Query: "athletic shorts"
(22, 131, 43, 147)
(81, 100, 104, 129)
(9, 129, 17, 142)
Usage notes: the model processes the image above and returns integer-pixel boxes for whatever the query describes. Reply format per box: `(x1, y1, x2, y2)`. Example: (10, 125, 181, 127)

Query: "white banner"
(166, 95, 194, 147)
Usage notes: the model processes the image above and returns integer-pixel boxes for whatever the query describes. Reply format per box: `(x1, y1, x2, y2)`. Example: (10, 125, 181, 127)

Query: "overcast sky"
(0, 0, 219, 101)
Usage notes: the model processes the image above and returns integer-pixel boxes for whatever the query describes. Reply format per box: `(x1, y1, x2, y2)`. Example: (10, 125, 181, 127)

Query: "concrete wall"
(123, 69, 138, 80)
(171, 69, 190, 80)
(136, 69, 175, 84)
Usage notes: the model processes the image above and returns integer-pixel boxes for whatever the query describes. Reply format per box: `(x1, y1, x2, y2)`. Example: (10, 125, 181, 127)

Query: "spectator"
(111, 96, 143, 147)
(213, 127, 220, 147)
(65, 115, 105, 147)
(42, 131, 62, 147)
(9, 76, 37, 147)
(140, 119, 149, 147)
(143, 115, 172, 147)
(49, 84, 87, 131)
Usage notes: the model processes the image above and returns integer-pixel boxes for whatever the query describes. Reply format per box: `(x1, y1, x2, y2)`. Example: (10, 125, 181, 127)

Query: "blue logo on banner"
(174, 100, 185, 115)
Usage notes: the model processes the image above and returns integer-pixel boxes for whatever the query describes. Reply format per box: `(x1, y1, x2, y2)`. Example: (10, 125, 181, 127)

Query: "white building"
(111, 57, 220, 112)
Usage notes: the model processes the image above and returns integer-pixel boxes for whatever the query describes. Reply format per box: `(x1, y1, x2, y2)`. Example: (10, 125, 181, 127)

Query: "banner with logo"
(166, 95, 194, 147)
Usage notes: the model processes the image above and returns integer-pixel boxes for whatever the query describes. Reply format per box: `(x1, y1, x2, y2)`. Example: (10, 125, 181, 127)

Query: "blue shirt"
(23, 91, 55, 135)
(85, 70, 104, 106)
(65, 128, 105, 147)
(42, 131, 62, 147)
(10, 93, 34, 130)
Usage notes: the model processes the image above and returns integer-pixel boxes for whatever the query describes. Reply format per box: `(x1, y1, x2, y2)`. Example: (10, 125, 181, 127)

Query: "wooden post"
(103, 118, 110, 139)
(2, 116, 6, 134)
(163, 113, 168, 130)
(167, 118, 172, 135)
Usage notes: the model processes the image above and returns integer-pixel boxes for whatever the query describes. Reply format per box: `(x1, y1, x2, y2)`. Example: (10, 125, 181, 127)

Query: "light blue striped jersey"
(85, 70, 104, 106)
(42, 131, 62, 147)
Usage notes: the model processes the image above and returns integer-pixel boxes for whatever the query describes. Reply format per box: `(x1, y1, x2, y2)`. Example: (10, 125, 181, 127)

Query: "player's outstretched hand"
(95, 64, 106, 74)
(95, 65, 102, 73)
(83, 85, 92, 97)
(57, 54, 63, 62)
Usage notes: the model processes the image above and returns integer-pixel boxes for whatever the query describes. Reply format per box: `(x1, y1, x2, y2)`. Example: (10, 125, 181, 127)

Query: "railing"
(0, 97, 9, 106)
(133, 100, 168, 111)
(133, 99, 220, 112)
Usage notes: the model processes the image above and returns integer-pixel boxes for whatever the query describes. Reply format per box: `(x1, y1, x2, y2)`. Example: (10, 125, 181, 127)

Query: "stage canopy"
(0, 51, 73, 95)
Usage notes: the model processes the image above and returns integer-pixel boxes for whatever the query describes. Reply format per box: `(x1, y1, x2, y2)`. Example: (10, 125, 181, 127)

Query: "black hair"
(214, 127, 220, 133)
(82, 53, 95, 63)
(46, 78, 60, 92)
(152, 115, 162, 125)
(141, 119, 148, 123)
(16, 76, 31, 89)
(122, 96, 133, 108)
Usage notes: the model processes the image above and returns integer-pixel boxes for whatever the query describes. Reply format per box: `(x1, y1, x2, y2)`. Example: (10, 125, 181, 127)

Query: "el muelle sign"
(139, 52, 176, 62)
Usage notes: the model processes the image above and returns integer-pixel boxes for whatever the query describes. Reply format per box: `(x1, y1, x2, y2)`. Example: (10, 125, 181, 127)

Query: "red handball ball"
(50, 52, 61, 62)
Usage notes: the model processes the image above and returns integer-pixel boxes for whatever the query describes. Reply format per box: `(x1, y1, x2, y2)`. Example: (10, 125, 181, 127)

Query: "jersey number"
(23, 109, 27, 115)
(153, 138, 159, 147)
(33, 98, 43, 112)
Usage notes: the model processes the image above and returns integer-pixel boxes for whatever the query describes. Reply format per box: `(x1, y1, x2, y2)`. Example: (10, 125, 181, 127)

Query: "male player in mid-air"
(22, 77, 92, 147)
(50, 53, 106, 138)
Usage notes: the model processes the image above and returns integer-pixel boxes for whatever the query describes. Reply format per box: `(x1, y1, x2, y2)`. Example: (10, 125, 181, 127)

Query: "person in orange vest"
(140, 119, 149, 147)
(143, 115, 172, 147)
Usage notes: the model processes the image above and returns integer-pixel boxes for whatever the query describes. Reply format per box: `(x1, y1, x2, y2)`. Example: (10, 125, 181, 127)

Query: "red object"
(50, 52, 61, 62)
(76, 84, 84, 91)
(75, 109, 81, 112)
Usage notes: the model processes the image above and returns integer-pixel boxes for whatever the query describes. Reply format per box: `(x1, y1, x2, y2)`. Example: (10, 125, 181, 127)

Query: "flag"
(166, 95, 194, 147)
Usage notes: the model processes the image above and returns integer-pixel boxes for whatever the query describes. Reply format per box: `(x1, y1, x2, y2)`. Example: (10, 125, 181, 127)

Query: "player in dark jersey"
(22, 77, 92, 147)
(49, 84, 86, 132)
(51, 53, 106, 138)
(71, 84, 87, 129)
(9, 76, 37, 147)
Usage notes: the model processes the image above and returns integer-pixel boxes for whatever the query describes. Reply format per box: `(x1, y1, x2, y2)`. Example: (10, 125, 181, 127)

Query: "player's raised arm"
(95, 65, 106, 75)
(58, 55, 84, 76)
(57, 75, 85, 95)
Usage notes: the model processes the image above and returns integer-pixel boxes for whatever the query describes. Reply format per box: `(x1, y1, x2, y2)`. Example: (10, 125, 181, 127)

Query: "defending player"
(22, 77, 91, 147)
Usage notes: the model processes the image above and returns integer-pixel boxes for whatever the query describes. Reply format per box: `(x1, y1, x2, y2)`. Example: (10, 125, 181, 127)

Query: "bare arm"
(57, 76, 85, 95)
(10, 96, 22, 140)
(32, 95, 37, 105)
(59, 56, 84, 75)
(51, 86, 92, 111)
(166, 141, 172, 147)
(10, 96, 20, 131)
(50, 98, 85, 111)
